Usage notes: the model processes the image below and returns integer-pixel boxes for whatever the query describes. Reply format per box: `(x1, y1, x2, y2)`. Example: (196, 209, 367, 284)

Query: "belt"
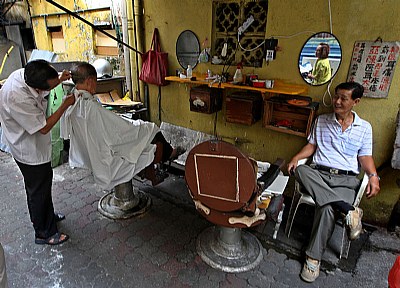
(313, 164, 358, 176)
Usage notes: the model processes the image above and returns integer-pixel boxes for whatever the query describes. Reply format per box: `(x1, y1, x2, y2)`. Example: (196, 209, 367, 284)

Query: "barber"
(287, 82, 380, 282)
(0, 60, 75, 245)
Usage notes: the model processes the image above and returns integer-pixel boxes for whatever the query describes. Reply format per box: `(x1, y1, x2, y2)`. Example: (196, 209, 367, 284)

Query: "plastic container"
(252, 79, 266, 88)
(233, 66, 243, 83)
(186, 65, 193, 78)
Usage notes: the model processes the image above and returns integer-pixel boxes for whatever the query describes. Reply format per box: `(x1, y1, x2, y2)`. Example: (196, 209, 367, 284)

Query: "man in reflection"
(287, 82, 380, 282)
(308, 43, 332, 85)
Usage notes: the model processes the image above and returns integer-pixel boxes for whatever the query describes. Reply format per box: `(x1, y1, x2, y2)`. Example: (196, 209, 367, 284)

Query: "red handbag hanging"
(139, 28, 169, 86)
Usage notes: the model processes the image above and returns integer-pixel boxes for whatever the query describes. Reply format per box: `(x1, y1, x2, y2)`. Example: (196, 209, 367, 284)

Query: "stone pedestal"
(196, 226, 263, 273)
(98, 181, 151, 219)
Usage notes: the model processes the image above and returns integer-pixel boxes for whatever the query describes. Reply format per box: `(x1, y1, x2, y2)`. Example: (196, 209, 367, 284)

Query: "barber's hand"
(366, 177, 380, 199)
(59, 70, 71, 82)
(63, 93, 75, 107)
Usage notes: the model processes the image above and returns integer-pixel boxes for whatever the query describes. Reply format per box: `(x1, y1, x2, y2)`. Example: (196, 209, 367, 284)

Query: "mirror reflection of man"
(308, 43, 332, 85)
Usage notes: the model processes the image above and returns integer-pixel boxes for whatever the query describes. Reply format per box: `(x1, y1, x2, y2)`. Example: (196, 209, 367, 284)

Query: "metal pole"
(120, 0, 133, 97)
(45, 0, 142, 55)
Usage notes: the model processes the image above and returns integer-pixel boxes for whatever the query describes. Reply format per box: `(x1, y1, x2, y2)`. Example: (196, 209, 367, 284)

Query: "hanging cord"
(328, 0, 333, 34)
(213, 110, 218, 137)
(157, 87, 164, 122)
(322, 0, 334, 107)
(219, 41, 240, 86)
(270, 30, 316, 39)
(238, 34, 265, 52)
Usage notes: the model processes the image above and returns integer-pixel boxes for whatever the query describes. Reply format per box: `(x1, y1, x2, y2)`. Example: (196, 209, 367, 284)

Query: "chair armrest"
(297, 158, 309, 165)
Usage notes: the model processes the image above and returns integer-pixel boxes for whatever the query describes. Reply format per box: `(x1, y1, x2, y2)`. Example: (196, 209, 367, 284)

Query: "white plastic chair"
(284, 158, 369, 259)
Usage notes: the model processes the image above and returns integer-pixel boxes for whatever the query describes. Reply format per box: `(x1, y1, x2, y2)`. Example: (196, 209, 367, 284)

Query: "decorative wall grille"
(212, 0, 268, 68)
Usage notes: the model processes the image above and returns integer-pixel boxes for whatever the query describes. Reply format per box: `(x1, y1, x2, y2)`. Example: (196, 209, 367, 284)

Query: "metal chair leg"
(340, 227, 351, 259)
(285, 192, 302, 238)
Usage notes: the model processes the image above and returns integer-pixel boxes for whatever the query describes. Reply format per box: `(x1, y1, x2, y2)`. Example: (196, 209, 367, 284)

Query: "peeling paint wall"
(29, 0, 121, 67)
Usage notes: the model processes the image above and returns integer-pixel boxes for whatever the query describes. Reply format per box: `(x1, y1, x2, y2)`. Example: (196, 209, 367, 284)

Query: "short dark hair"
(318, 43, 330, 59)
(70, 62, 97, 84)
(24, 60, 59, 90)
(335, 82, 364, 99)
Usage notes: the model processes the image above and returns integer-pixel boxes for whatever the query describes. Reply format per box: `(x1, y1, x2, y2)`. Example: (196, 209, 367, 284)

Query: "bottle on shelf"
(233, 64, 243, 83)
(186, 65, 193, 79)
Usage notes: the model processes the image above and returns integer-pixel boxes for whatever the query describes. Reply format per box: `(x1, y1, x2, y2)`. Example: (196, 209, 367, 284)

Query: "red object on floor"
(389, 256, 400, 288)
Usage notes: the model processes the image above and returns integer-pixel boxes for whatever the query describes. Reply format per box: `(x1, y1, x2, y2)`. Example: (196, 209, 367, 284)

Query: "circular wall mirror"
(176, 30, 200, 69)
(298, 32, 342, 86)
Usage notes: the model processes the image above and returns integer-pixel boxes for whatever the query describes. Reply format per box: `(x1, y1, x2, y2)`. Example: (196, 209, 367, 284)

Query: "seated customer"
(287, 82, 380, 283)
(61, 62, 183, 189)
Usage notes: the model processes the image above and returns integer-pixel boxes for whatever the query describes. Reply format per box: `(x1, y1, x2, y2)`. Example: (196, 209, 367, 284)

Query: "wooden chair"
(284, 158, 369, 259)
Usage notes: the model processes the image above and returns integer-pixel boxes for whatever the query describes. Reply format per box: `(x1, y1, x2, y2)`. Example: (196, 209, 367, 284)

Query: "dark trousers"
(151, 132, 173, 163)
(15, 160, 57, 239)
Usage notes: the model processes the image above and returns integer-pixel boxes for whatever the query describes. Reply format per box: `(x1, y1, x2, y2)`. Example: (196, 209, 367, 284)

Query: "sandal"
(35, 232, 69, 245)
(55, 212, 65, 222)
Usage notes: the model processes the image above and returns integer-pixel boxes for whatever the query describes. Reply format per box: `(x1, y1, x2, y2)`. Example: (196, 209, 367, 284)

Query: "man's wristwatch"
(368, 173, 380, 181)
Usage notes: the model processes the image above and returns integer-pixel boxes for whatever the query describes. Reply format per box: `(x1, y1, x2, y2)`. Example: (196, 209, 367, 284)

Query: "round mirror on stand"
(176, 30, 200, 69)
(298, 32, 342, 86)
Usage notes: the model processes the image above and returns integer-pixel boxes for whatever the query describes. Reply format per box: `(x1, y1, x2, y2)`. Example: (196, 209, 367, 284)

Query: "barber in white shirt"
(0, 60, 75, 245)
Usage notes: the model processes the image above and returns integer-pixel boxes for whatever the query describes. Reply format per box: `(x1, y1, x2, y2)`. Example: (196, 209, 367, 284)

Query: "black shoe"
(169, 146, 186, 161)
(55, 212, 65, 222)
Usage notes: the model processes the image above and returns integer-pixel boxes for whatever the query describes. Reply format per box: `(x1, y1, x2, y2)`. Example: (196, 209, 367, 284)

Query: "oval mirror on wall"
(176, 30, 200, 70)
(298, 32, 342, 86)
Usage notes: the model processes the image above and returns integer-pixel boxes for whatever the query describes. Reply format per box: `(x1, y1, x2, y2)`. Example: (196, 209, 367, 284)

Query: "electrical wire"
(328, 0, 333, 34)
(270, 30, 317, 39)
(322, 0, 334, 107)
(237, 34, 265, 52)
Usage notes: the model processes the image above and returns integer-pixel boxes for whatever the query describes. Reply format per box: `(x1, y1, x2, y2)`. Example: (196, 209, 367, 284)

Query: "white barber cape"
(61, 89, 159, 190)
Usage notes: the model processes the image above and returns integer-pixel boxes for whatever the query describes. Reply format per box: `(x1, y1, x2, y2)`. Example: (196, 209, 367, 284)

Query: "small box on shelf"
(189, 85, 223, 114)
(226, 91, 263, 125)
(263, 96, 319, 137)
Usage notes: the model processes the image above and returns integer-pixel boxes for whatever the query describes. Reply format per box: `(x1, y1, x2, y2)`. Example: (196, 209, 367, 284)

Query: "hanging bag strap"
(152, 28, 161, 52)
(150, 28, 157, 51)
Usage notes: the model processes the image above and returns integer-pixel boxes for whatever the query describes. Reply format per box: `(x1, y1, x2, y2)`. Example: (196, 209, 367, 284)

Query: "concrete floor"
(0, 150, 399, 287)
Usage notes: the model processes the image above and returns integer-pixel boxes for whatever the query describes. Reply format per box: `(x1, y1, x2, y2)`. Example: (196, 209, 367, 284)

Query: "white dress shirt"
(0, 69, 51, 164)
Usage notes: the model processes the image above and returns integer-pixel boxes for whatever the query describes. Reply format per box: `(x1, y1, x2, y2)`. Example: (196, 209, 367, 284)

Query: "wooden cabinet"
(263, 97, 319, 137)
(190, 85, 223, 114)
(226, 92, 263, 125)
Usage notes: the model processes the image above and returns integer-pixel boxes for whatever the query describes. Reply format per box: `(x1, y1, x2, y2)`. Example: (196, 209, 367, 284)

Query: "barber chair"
(185, 139, 284, 272)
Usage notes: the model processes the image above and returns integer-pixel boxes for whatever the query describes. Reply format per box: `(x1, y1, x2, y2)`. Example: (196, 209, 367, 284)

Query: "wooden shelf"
(263, 99, 319, 137)
(165, 76, 308, 95)
(165, 75, 316, 136)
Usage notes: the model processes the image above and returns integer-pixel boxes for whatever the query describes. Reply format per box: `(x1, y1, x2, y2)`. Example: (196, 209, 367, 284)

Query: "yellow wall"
(137, 0, 400, 224)
(29, 1, 112, 62)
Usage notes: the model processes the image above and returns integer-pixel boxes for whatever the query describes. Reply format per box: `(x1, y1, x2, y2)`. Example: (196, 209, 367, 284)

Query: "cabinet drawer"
(190, 85, 222, 114)
(226, 92, 263, 125)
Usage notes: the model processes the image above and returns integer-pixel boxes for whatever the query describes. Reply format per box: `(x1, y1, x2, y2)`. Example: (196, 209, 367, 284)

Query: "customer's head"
(71, 62, 97, 93)
(335, 82, 364, 100)
(316, 43, 330, 59)
(24, 60, 59, 90)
